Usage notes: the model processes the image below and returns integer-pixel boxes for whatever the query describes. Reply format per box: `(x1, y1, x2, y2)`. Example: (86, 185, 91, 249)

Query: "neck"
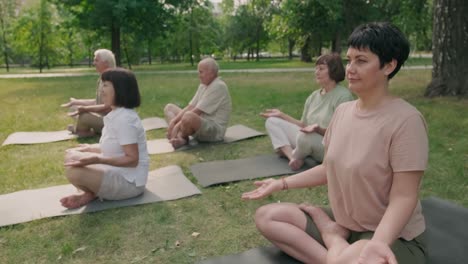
(321, 81, 337, 93)
(356, 83, 391, 110)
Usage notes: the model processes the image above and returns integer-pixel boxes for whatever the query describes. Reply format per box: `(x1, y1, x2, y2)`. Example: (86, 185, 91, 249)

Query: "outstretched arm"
(260, 108, 305, 127)
(241, 164, 327, 200)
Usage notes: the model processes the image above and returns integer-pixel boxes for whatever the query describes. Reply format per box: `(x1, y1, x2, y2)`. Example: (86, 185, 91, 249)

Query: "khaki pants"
(265, 117, 324, 162)
(76, 112, 104, 134)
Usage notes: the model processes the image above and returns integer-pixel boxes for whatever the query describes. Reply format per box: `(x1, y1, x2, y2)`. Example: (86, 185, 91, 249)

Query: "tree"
(0, 0, 17, 72)
(13, 0, 57, 72)
(57, 0, 180, 66)
(425, 0, 468, 97)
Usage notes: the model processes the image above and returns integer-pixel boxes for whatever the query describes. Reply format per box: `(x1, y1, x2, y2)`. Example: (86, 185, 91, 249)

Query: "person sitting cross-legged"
(261, 53, 353, 170)
(164, 58, 232, 149)
(60, 68, 149, 209)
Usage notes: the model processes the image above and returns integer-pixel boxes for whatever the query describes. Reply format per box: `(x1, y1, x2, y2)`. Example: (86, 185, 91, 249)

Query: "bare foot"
(60, 192, 96, 209)
(301, 205, 350, 247)
(169, 137, 187, 149)
(289, 159, 304, 170)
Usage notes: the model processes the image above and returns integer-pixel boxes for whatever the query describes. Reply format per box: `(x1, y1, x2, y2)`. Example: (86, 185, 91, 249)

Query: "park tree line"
(0, 0, 432, 71)
(0, 0, 465, 96)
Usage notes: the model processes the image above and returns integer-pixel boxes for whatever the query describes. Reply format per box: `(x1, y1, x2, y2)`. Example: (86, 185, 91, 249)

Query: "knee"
(164, 103, 177, 115)
(254, 204, 276, 232)
(265, 117, 281, 131)
(180, 111, 198, 125)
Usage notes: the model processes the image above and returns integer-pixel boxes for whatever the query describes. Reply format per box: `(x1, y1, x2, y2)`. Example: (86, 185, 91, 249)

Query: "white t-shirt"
(100, 107, 149, 186)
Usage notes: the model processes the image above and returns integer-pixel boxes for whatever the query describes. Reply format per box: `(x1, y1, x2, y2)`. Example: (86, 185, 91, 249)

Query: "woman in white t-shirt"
(242, 22, 428, 264)
(60, 68, 149, 209)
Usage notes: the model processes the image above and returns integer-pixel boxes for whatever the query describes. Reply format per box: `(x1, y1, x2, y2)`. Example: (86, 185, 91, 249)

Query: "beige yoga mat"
(191, 154, 319, 187)
(0, 165, 201, 227)
(147, 124, 265, 154)
(142, 117, 168, 131)
(2, 130, 77, 146)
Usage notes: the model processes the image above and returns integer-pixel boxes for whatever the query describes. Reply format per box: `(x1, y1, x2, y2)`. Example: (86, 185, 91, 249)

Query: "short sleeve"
(114, 116, 138, 146)
(189, 85, 203, 106)
(196, 84, 227, 114)
(300, 95, 313, 124)
(390, 114, 429, 172)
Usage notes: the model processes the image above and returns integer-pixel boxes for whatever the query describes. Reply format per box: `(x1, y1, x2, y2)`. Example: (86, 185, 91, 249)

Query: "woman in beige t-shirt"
(243, 22, 428, 264)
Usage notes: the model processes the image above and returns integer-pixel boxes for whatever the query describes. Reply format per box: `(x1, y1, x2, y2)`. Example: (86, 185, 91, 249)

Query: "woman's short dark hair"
(101, 68, 141, 108)
(347, 22, 409, 79)
(316, 53, 345, 83)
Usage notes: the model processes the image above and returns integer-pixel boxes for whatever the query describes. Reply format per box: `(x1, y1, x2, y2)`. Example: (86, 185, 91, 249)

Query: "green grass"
(0, 68, 466, 263)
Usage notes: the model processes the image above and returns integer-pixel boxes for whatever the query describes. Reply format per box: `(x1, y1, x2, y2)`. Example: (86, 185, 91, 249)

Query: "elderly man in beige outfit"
(61, 49, 115, 137)
(164, 58, 232, 149)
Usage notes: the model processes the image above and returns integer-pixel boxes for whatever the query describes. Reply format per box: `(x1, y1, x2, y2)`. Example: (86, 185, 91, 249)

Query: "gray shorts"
(97, 172, 145, 200)
(193, 118, 224, 142)
(302, 208, 427, 264)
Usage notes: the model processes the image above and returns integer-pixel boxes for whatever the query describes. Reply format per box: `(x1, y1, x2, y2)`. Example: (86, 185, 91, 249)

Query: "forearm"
(372, 186, 420, 245)
(316, 126, 326, 136)
(98, 155, 138, 167)
(75, 99, 96, 106)
(284, 164, 327, 189)
(81, 104, 110, 114)
(280, 113, 304, 127)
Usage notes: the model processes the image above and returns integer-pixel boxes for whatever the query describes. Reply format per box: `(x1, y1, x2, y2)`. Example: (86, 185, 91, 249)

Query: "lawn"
(0, 68, 466, 263)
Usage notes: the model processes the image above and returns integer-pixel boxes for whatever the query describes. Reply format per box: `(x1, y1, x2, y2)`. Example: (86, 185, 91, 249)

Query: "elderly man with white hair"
(62, 49, 116, 137)
(164, 57, 232, 149)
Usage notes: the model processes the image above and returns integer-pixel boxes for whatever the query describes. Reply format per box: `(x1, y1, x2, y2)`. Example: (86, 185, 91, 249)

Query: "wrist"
(280, 177, 289, 191)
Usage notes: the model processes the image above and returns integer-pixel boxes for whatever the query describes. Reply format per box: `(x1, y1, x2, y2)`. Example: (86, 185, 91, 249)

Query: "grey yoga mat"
(0, 165, 201, 227)
(191, 154, 319, 187)
(147, 124, 265, 154)
(1, 117, 167, 146)
(198, 197, 468, 264)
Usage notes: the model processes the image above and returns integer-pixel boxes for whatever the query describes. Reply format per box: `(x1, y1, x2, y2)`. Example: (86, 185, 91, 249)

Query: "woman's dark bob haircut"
(101, 68, 141, 108)
(347, 22, 409, 79)
(316, 53, 345, 83)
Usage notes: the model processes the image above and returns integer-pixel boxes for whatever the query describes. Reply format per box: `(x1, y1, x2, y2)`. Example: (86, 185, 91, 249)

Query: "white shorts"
(97, 171, 145, 200)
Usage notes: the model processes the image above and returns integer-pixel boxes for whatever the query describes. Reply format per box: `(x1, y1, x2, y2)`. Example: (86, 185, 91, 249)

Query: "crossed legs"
(164, 104, 202, 149)
(60, 151, 104, 209)
(255, 203, 328, 263)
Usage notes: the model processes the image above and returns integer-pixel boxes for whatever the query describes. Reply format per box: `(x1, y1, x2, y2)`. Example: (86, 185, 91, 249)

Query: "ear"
(383, 59, 397, 76)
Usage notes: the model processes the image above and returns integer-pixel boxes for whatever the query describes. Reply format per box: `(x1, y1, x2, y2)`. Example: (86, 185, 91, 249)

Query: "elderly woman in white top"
(261, 53, 353, 170)
(60, 68, 149, 209)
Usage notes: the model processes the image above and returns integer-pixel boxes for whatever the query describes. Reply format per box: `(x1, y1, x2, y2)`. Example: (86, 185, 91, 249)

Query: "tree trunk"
(0, 16, 9, 72)
(189, 8, 194, 67)
(288, 38, 295, 60)
(332, 31, 341, 54)
(147, 39, 152, 65)
(111, 20, 121, 66)
(425, 0, 468, 97)
(300, 36, 312, 62)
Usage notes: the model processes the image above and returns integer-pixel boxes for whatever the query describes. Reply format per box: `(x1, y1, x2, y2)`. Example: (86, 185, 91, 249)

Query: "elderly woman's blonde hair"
(199, 57, 219, 75)
(94, 49, 116, 68)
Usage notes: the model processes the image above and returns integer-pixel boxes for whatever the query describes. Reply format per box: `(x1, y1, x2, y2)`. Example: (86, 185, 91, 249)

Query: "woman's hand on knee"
(357, 240, 397, 264)
(241, 178, 282, 200)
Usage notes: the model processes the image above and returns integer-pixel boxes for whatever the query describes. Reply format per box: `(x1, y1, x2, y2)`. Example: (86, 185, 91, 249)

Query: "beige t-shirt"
(189, 77, 232, 135)
(301, 85, 354, 128)
(323, 98, 428, 240)
(96, 78, 104, 105)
